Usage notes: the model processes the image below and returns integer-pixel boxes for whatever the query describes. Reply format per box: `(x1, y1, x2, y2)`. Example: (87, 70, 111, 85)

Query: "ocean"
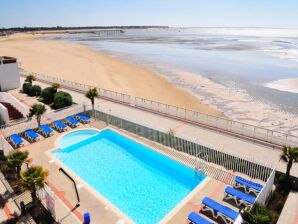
(49, 28, 298, 134)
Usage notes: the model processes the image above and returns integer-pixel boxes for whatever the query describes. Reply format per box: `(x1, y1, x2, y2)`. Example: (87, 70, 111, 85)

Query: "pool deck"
(11, 78, 297, 177)
(14, 121, 246, 224)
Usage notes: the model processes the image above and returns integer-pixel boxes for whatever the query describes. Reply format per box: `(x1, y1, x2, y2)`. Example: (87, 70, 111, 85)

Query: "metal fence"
(21, 70, 131, 105)
(89, 107, 275, 204)
(89, 106, 274, 183)
(135, 97, 298, 147)
(20, 70, 298, 147)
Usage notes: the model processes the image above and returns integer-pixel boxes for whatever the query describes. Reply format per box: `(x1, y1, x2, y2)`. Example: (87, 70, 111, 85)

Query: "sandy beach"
(2, 32, 298, 136)
(0, 33, 221, 116)
(265, 78, 298, 94)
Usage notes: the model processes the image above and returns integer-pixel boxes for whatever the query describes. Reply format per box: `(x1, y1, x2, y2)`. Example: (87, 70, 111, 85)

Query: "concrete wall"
(0, 92, 29, 117)
(0, 103, 9, 125)
(0, 62, 20, 91)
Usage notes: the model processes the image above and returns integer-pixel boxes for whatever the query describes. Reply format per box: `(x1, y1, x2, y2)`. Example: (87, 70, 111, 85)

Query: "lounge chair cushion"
(202, 197, 239, 220)
(53, 120, 67, 129)
(188, 212, 214, 224)
(40, 125, 54, 134)
(235, 176, 263, 192)
(25, 130, 39, 139)
(66, 116, 79, 125)
(77, 113, 90, 121)
(10, 134, 23, 145)
(225, 186, 256, 204)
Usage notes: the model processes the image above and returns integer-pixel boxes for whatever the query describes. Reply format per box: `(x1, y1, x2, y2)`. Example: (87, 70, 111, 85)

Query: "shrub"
(241, 203, 276, 224)
(22, 82, 32, 94)
(53, 91, 72, 109)
(41, 87, 55, 104)
(28, 85, 42, 97)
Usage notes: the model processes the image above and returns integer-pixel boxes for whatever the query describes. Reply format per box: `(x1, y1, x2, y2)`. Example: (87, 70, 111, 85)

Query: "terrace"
(0, 103, 275, 223)
(1, 71, 297, 223)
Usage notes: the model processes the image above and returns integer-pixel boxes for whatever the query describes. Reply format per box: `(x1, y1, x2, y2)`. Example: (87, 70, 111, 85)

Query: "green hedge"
(53, 91, 72, 109)
(41, 87, 55, 104)
(28, 85, 42, 97)
(22, 82, 32, 94)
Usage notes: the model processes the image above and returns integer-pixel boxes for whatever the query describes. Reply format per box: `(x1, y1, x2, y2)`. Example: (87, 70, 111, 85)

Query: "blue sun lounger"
(65, 116, 79, 128)
(188, 212, 214, 224)
(9, 134, 24, 148)
(225, 186, 256, 206)
(76, 113, 90, 123)
(52, 120, 68, 132)
(201, 197, 239, 224)
(24, 129, 40, 142)
(39, 125, 54, 137)
(234, 176, 263, 196)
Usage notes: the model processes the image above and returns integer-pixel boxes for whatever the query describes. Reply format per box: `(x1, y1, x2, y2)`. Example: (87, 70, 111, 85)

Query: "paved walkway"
(277, 191, 298, 224)
(12, 78, 297, 177)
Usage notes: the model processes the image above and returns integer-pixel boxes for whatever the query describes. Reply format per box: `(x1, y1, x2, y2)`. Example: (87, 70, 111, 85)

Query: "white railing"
(40, 104, 85, 124)
(20, 70, 298, 148)
(0, 92, 29, 117)
(1, 104, 85, 137)
(0, 135, 14, 156)
(38, 184, 81, 224)
(134, 97, 298, 147)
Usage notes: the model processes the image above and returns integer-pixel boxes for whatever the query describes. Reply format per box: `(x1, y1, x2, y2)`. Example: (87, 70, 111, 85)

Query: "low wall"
(0, 103, 9, 124)
(38, 184, 81, 224)
(0, 92, 29, 118)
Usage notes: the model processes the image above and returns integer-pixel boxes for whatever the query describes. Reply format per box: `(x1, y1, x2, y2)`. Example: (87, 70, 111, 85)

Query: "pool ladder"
(194, 153, 208, 178)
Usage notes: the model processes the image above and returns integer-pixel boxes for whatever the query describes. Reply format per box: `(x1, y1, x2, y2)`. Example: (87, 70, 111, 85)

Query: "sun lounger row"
(188, 176, 260, 224)
(8, 113, 90, 148)
(9, 134, 24, 148)
(225, 186, 256, 207)
(188, 197, 239, 224)
(234, 176, 263, 196)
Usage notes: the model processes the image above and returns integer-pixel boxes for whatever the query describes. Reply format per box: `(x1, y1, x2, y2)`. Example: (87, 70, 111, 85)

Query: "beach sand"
(0, 33, 221, 116)
(265, 78, 298, 94)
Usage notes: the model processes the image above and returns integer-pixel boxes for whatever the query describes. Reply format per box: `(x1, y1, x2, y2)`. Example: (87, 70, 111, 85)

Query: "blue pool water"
(53, 129, 205, 224)
(58, 129, 99, 148)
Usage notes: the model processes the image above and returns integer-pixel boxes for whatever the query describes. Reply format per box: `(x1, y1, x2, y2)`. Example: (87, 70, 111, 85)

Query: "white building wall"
(0, 62, 20, 91)
(0, 92, 29, 117)
(0, 103, 9, 124)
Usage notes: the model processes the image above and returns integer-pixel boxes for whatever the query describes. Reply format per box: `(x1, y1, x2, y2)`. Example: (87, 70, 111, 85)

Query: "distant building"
(0, 56, 20, 91)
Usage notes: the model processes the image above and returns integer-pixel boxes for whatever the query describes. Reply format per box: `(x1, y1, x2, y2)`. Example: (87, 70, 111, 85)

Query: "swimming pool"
(58, 129, 99, 148)
(53, 129, 206, 224)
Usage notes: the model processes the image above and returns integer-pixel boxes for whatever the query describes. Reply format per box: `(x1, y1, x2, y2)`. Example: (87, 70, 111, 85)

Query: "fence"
(0, 104, 85, 138)
(21, 70, 298, 148)
(89, 106, 275, 203)
(21, 71, 131, 105)
(89, 105, 274, 182)
(135, 97, 298, 147)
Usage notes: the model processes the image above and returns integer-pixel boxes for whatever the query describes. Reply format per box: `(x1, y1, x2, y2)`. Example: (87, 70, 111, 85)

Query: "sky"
(1, 0, 298, 28)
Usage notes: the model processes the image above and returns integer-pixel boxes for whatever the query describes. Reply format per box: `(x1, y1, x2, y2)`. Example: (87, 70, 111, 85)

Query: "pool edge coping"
(46, 126, 210, 224)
